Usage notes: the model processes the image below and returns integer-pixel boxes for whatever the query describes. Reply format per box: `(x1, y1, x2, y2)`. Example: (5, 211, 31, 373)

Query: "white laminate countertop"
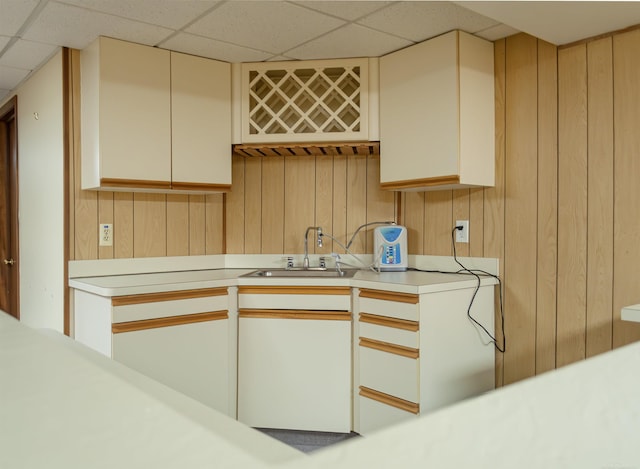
(621, 303, 640, 322)
(68, 268, 498, 297)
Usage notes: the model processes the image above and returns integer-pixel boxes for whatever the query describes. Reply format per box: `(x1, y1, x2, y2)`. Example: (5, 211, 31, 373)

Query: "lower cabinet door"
(358, 387, 418, 435)
(238, 315, 351, 432)
(112, 316, 230, 416)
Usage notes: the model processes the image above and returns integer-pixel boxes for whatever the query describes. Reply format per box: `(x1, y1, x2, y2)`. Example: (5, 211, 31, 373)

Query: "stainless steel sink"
(242, 268, 358, 278)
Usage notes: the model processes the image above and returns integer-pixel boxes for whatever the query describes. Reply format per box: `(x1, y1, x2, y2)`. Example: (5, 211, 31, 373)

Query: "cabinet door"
(96, 37, 172, 186)
(171, 52, 231, 191)
(113, 316, 230, 415)
(238, 315, 351, 432)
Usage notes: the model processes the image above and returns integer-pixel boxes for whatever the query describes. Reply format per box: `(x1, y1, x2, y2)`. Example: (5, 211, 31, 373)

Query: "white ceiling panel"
(474, 23, 520, 42)
(293, 1, 393, 21)
(0, 39, 58, 70)
(58, 0, 221, 30)
(21, 1, 174, 50)
(0, 64, 30, 89)
(286, 23, 413, 60)
(0, 36, 11, 50)
(359, 1, 498, 42)
(160, 32, 273, 63)
(0, 0, 40, 36)
(186, 1, 346, 54)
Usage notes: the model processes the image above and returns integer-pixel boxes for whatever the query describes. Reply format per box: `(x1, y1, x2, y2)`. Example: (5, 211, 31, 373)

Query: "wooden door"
(0, 97, 19, 319)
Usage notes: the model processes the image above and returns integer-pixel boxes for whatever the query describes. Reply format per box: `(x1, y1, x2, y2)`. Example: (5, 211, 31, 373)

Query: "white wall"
(15, 50, 65, 331)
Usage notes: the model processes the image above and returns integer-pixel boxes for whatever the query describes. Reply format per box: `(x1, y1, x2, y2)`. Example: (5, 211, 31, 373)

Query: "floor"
(256, 428, 360, 453)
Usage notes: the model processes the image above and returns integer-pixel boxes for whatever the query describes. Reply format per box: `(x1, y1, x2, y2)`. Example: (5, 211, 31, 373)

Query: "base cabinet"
(74, 287, 235, 417)
(237, 286, 352, 433)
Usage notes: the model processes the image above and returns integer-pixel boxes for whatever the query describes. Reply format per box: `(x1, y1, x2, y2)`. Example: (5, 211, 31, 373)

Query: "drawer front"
(113, 294, 228, 323)
(359, 313, 419, 348)
(358, 389, 418, 436)
(238, 286, 351, 311)
(359, 343, 419, 403)
(359, 293, 419, 321)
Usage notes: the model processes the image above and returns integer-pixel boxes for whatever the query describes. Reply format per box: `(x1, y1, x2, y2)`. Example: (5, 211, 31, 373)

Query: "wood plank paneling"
(284, 156, 315, 253)
(316, 155, 334, 256)
(503, 33, 538, 384)
(226, 155, 245, 254)
(586, 37, 614, 357)
(188, 194, 206, 255)
(205, 194, 224, 254)
(468, 188, 484, 258)
(424, 191, 453, 255)
(244, 157, 262, 253)
(557, 44, 588, 367)
(346, 154, 367, 253)
(261, 156, 284, 253)
(113, 192, 133, 258)
(612, 29, 640, 347)
(97, 192, 114, 259)
(332, 154, 348, 254)
(133, 193, 166, 257)
(535, 39, 558, 373)
(402, 192, 425, 255)
(366, 154, 396, 253)
(452, 189, 470, 257)
(166, 194, 189, 256)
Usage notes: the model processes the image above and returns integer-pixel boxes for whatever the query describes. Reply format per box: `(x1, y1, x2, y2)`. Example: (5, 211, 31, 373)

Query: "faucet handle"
(319, 256, 327, 269)
(282, 256, 294, 269)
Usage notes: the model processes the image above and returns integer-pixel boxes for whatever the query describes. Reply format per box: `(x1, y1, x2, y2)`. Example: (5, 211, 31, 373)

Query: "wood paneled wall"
(225, 153, 397, 256)
(68, 49, 225, 260)
(402, 31, 640, 385)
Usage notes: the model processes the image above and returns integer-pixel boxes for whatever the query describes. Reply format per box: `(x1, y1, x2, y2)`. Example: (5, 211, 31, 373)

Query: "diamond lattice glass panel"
(247, 62, 363, 137)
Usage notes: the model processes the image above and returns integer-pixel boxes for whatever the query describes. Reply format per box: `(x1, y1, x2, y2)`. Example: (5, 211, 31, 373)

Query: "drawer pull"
(239, 309, 351, 321)
(359, 313, 419, 331)
(112, 310, 228, 333)
(112, 287, 228, 306)
(360, 386, 419, 414)
(359, 337, 419, 359)
(238, 286, 350, 296)
(359, 289, 419, 304)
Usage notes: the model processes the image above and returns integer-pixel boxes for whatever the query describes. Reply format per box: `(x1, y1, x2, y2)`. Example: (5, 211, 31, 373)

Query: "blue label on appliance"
(380, 227, 402, 243)
(381, 244, 402, 265)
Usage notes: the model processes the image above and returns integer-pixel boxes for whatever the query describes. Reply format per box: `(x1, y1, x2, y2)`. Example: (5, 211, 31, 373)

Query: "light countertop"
(621, 303, 640, 322)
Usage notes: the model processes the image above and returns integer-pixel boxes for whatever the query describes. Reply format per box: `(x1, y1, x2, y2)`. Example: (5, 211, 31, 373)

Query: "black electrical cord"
(408, 227, 506, 353)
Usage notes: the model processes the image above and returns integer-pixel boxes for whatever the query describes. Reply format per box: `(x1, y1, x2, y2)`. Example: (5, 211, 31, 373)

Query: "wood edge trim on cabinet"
(359, 337, 419, 359)
(238, 286, 351, 296)
(100, 178, 171, 190)
(380, 175, 460, 191)
(238, 309, 351, 321)
(359, 313, 419, 331)
(359, 386, 419, 414)
(359, 288, 419, 304)
(112, 287, 228, 306)
(171, 182, 231, 192)
(112, 310, 228, 333)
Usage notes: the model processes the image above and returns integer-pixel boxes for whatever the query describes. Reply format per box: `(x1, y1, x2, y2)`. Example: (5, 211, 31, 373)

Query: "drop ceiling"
(1, 0, 640, 103)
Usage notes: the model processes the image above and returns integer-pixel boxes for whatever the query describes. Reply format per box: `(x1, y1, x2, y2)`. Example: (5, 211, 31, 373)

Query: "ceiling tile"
(474, 23, 520, 42)
(0, 39, 59, 70)
(286, 23, 412, 60)
(358, 1, 497, 42)
(58, 0, 221, 30)
(0, 36, 11, 50)
(21, 1, 174, 50)
(186, 1, 346, 54)
(293, 1, 393, 21)
(0, 89, 11, 102)
(160, 33, 272, 63)
(0, 0, 40, 36)
(0, 64, 30, 90)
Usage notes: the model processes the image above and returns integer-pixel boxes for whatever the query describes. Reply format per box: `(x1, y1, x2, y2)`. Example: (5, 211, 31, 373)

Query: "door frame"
(0, 96, 20, 319)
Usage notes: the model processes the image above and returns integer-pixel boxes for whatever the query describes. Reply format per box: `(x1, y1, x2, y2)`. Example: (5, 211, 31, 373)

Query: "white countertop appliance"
(374, 225, 408, 271)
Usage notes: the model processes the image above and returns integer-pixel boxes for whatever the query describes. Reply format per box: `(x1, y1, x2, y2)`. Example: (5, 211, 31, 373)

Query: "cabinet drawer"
(359, 341, 419, 403)
(359, 289, 419, 321)
(238, 286, 350, 311)
(358, 388, 418, 435)
(359, 313, 419, 348)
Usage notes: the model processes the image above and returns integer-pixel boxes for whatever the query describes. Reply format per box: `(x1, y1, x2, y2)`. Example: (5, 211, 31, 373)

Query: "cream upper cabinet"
(81, 37, 231, 193)
(237, 58, 378, 143)
(379, 30, 495, 191)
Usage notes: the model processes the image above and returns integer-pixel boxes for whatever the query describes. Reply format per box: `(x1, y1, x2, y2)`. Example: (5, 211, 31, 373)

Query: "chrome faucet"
(303, 226, 323, 269)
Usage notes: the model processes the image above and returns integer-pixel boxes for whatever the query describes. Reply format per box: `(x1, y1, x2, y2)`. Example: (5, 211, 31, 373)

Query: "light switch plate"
(455, 220, 469, 243)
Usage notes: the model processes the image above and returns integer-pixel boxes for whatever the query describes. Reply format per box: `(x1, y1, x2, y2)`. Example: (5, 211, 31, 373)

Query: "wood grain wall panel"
(98, 192, 114, 259)
(486, 38, 506, 387)
(557, 44, 588, 367)
(243, 158, 262, 254)
(261, 156, 284, 254)
(226, 155, 245, 254)
(424, 191, 452, 255)
(133, 193, 167, 257)
(315, 155, 334, 256)
(535, 39, 558, 374)
(113, 192, 133, 258)
(452, 189, 470, 257)
(332, 155, 348, 253)
(469, 188, 484, 257)
(503, 33, 538, 384)
(73, 177, 98, 260)
(612, 29, 640, 347)
(366, 154, 396, 252)
(67, 49, 80, 261)
(188, 195, 206, 255)
(166, 194, 189, 256)
(586, 37, 614, 357)
(205, 194, 224, 254)
(402, 192, 425, 255)
(346, 154, 367, 253)
(284, 156, 315, 253)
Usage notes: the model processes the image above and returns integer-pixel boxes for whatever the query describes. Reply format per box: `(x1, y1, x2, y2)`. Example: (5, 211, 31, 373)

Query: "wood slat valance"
(232, 141, 380, 158)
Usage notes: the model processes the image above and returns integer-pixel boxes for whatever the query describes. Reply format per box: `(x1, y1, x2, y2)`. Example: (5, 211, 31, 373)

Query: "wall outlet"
(99, 223, 113, 247)
(455, 220, 469, 243)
